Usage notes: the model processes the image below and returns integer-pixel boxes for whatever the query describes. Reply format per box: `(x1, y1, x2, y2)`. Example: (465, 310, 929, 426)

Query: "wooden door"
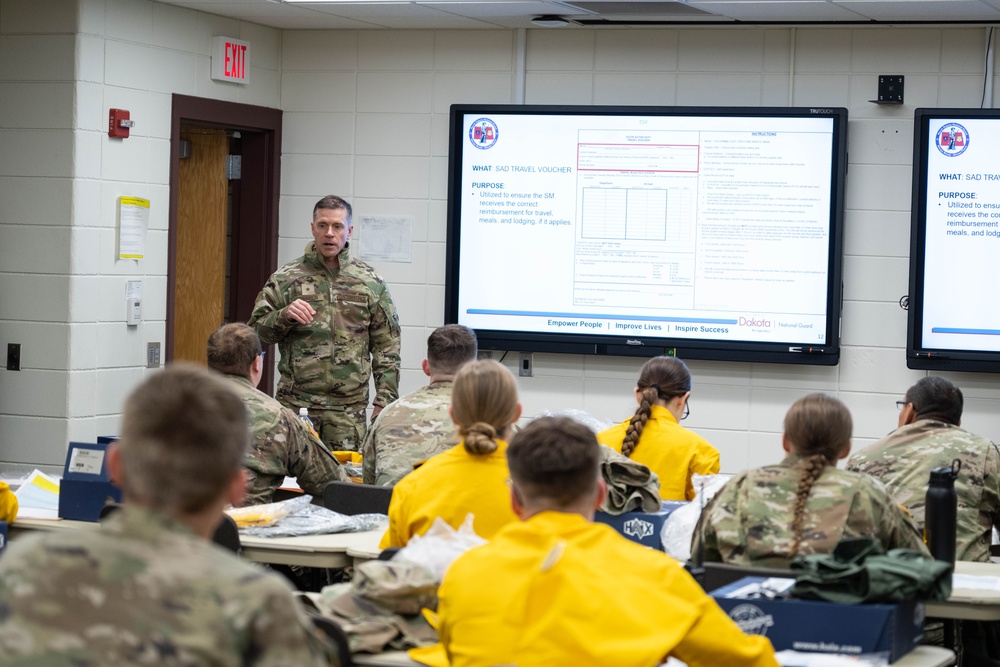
(173, 131, 228, 365)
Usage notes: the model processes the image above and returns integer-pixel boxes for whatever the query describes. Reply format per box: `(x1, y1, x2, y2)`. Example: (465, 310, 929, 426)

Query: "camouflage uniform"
(361, 381, 457, 486)
(847, 419, 1000, 562)
(693, 455, 929, 568)
(0, 505, 337, 666)
(249, 241, 401, 452)
(223, 373, 348, 506)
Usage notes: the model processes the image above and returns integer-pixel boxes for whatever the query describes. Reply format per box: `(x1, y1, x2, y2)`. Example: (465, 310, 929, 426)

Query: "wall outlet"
(6, 343, 21, 371)
(147, 342, 161, 368)
(519, 352, 533, 377)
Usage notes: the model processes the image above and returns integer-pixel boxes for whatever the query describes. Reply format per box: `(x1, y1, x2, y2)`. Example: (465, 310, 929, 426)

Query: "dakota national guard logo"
(935, 123, 969, 157)
(470, 118, 499, 150)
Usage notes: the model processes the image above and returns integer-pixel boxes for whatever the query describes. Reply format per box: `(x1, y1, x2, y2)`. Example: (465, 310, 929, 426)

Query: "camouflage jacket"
(361, 381, 457, 486)
(223, 374, 348, 506)
(0, 505, 336, 666)
(847, 419, 1000, 562)
(693, 455, 929, 568)
(248, 241, 401, 410)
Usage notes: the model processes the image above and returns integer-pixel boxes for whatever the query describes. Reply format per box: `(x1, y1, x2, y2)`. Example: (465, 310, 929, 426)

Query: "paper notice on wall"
(118, 196, 150, 260)
(358, 215, 412, 263)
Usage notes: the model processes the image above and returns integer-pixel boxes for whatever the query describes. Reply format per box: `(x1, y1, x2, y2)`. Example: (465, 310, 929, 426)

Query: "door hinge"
(226, 155, 242, 180)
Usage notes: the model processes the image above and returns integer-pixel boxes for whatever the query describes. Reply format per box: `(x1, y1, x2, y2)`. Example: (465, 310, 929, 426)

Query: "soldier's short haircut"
(426, 324, 478, 376)
(207, 323, 261, 379)
(313, 195, 352, 223)
(119, 363, 249, 514)
(451, 359, 519, 456)
(507, 416, 601, 508)
(905, 376, 964, 425)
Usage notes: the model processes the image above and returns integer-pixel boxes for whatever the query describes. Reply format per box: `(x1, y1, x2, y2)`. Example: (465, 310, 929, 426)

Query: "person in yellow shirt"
(431, 416, 778, 667)
(597, 356, 720, 500)
(0, 481, 16, 524)
(379, 359, 521, 548)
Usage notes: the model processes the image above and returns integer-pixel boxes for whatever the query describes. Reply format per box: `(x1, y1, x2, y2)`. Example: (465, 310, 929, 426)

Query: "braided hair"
(621, 356, 692, 458)
(783, 393, 853, 557)
(451, 359, 520, 455)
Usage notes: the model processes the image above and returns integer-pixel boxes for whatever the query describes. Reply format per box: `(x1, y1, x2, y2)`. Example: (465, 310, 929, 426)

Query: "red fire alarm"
(108, 108, 134, 138)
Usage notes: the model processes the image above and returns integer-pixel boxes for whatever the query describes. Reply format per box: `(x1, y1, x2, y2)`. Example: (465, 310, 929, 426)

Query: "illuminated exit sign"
(211, 36, 249, 84)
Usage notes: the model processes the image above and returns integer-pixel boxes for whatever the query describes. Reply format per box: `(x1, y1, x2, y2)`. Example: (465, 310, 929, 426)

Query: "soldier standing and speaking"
(249, 195, 401, 452)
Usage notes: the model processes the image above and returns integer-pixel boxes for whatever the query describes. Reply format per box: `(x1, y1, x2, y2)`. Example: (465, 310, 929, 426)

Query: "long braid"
(788, 454, 830, 557)
(622, 387, 657, 457)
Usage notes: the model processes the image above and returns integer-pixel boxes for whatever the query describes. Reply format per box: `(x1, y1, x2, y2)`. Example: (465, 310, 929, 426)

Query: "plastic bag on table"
(393, 514, 486, 581)
(660, 473, 732, 561)
(229, 494, 387, 537)
(226, 494, 312, 529)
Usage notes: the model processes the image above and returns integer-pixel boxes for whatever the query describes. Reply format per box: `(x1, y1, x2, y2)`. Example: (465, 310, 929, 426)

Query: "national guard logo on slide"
(936, 123, 969, 156)
(622, 518, 654, 540)
(470, 118, 499, 150)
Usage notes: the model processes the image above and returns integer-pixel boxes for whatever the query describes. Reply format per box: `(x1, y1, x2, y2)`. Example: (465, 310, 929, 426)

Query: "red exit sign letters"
(211, 36, 250, 84)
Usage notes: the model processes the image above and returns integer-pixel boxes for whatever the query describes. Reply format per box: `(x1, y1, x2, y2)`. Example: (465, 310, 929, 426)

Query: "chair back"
(322, 481, 391, 516)
(309, 614, 354, 667)
(701, 562, 795, 592)
(211, 514, 241, 555)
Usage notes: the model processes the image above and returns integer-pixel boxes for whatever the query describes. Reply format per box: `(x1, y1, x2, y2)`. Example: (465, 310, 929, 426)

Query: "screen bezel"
(907, 107, 1000, 372)
(445, 104, 848, 366)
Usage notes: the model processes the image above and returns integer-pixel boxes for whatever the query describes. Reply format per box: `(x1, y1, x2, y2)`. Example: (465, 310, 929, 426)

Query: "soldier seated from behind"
(693, 393, 929, 568)
(208, 322, 347, 505)
(0, 363, 336, 666)
(362, 324, 478, 486)
(848, 376, 1000, 563)
(429, 416, 780, 667)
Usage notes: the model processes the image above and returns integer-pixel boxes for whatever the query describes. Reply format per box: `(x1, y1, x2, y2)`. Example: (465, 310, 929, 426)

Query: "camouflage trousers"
(307, 403, 368, 452)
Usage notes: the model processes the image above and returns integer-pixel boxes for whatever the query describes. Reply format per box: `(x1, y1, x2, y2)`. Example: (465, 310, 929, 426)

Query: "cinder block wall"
(2, 0, 998, 472)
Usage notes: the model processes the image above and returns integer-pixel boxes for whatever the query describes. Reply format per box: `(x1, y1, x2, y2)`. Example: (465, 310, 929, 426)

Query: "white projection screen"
(908, 108, 1000, 372)
(445, 105, 848, 366)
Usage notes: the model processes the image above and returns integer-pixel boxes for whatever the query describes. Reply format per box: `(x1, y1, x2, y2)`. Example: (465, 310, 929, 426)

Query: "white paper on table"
(13, 469, 61, 519)
(952, 574, 1000, 591)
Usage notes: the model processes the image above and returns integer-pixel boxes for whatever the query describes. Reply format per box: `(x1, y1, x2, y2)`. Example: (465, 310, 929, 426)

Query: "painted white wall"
(0, 0, 281, 464)
(2, 0, 999, 472)
(278, 24, 1000, 475)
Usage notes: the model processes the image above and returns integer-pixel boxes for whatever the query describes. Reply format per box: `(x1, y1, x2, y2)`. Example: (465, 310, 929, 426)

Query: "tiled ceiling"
(159, 0, 1000, 29)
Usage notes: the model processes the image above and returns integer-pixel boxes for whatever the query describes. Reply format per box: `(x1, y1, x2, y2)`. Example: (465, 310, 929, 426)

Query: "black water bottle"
(925, 459, 961, 563)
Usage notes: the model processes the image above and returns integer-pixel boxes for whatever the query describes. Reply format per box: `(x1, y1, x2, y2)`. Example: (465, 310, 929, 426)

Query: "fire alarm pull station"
(108, 109, 134, 138)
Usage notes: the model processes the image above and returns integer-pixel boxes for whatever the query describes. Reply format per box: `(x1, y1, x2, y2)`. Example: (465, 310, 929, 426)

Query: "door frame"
(167, 94, 282, 392)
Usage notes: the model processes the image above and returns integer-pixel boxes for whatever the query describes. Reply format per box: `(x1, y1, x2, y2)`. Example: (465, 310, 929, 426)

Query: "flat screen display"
(446, 105, 848, 365)
(908, 108, 1000, 372)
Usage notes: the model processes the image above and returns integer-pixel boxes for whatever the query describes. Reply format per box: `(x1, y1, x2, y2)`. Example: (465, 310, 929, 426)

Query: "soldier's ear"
(108, 443, 123, 486)
(837, 442, 852, 460)
(781, 432, 793, 454)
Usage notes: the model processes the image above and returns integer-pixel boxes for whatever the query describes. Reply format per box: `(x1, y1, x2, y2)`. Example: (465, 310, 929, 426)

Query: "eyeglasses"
(682, 398, 690, 421)
(896, 400, 907, 411)
(259, 351, 266, 358)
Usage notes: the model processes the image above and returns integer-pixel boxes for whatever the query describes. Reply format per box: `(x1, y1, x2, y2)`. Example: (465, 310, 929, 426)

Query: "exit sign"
(211, 36, 249, 84)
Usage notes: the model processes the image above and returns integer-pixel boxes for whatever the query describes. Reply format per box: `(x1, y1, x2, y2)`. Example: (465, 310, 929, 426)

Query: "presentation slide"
(919, 117, 1000, 353)
(454, 111, 838, 347)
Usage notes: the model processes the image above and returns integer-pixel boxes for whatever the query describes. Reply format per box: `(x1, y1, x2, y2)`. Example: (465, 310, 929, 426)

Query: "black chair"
(309, 613, 354, 667)
(211, 514, 241, 555)
(700, 562, 796, 592)
(322, 481, 391, 516)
